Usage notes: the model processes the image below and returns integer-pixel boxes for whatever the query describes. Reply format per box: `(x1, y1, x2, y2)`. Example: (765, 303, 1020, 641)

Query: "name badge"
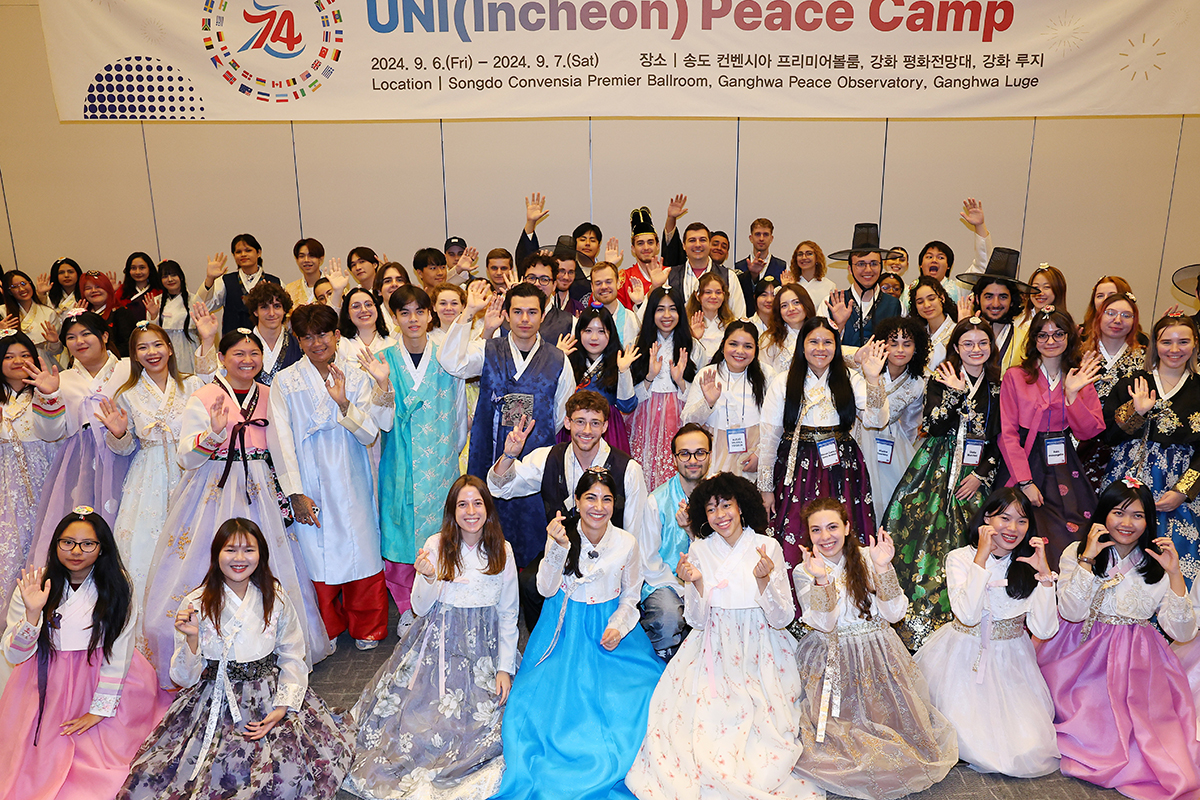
(817, 437, 839, 468)
(875, 437, 894, 464)
(963, 439, 984, 466)
(726, 427, 748, 454)
(1046, 436, 1067, 466)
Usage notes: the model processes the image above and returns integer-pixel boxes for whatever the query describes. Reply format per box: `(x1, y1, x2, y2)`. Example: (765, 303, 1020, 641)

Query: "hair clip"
(0, 328, 16, 338)
(1166, 309, 1187, 318)
(584, 465, 611, 476)
(1124, 292, 1137, 303)
(1039, 305, 1056, 316)
(63, 308, 86, 320)
(968, 316, 982, 325)
(1120, 476, 1144, 490)
(72, 505, 94, 516)
(135, 320, 150, 329)
(236, 327, 254, 335)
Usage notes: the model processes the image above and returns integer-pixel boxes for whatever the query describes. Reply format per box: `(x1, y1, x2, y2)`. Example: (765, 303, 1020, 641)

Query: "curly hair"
(687, 472, 768, 538)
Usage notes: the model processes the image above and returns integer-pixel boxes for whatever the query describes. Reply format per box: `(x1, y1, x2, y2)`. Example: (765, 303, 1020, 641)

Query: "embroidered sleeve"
(808, 581, 838, 612)
(535, 539, 569, 598)
(865, 379, 886, 410)
(370, 381, 394, 407)
(1158, 586, 1198, 643)
(1175, 469, 1200, 502)
(32, 389, 65, 419)
(2, 619, 39, 665)
(1114, 399, 1147, 435)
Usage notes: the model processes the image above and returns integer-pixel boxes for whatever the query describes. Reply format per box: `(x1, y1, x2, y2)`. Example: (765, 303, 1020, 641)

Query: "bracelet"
(1016, 480, 1033, 487)
(1076, 555, 1095, 565)
(501, 453, 517, 461)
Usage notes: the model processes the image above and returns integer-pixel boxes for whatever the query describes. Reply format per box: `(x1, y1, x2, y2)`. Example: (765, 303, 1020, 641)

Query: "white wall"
(3, 0, 1199, 325)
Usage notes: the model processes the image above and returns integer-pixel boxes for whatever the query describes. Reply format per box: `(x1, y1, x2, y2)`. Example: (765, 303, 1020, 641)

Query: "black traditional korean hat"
(956, 247, 1034, 294)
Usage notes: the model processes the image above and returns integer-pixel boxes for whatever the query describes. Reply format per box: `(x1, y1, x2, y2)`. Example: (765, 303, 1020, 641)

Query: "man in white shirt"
(667, 222, 748, 318)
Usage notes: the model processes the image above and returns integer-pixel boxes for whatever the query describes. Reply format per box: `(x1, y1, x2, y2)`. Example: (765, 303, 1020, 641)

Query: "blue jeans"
(639, 586, 689, 662)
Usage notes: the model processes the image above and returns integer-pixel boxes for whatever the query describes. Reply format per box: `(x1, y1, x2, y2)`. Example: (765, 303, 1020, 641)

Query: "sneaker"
(328, 637, 338, 655)
(355, 638, 381, 651)
(396, 609, 416, 637)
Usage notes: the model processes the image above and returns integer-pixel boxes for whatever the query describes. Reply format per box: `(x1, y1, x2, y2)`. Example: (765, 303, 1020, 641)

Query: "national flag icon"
(256, 91, 270, 101)
(223, 70, 236, 83)
(203, 36, 214, 49)
(286, 77, 297, 86)
(309, 79, 321, 90)
(219, 0, 227, 9)
(201, 18, 211, 30)
(319, 46, 328, 58)
(203, 0, 214, 11)
(228, 57, 239, 68)
(239, 83, 252, 95)
(215, 15, 224, 24)
(300, 70, 312, 81)
(314, 0, 324, 9)
(322, 31, 329, 42)
(241, 69, 252, 79)
(321, 14, 330, 27)
(329, 49, 340, 61)
(334, 30, 343, 42)
(311, 59, 321, 70)
(210, 55, 222, 67)
(276, 94, 288, 103)
(293, 88, 305, 98)
(272, 80, 283, 88)
(333, 10, 342, 21)
(216, 32, 225, 42)
(255, 77, 266, 87)
(322, 65, 334, 78)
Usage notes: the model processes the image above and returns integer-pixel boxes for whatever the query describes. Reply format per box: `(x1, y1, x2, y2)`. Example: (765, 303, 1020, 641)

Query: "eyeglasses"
(58, 538, 100, 553)
(674, 449, 710, 461)
(1036, 330, 1068, 342)
(852, 260, 881, 269)
(1103, 310, 1134, 322)
(298, 331, 335, 345)
(525, 275, 554, 287)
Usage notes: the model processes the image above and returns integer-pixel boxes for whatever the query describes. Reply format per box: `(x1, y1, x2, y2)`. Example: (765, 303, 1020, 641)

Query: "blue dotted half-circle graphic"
(84, 56, 205, 120)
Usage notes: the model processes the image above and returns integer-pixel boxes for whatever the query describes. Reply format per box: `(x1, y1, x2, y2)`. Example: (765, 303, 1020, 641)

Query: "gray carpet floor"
(311, 606, 1123, 800)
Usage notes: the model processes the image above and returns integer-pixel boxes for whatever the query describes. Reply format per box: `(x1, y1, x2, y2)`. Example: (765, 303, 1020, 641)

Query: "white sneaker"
(328, 637, 338, 655)
(396, 609, 416, 637)
(355, 638, 380, 651)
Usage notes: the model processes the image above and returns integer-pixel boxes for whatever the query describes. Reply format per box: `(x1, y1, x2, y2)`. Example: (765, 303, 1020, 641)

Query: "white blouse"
(106, 373, 208, 456)
(0, 392, 39, 443)
(635, 332, 692, 401)
(411, 535, 519, 674)
(682, 529, 794, 630)
(536, 523, 642, 638)
(33, 354, 131, 442)
(945, 546, 1059, 639)
(1057, 541, 1197, 643)
(794, 555, 908, 631)
(681, 363, 773, 431)
(170, 583, 308, 711)
(760, 326, 799, 376)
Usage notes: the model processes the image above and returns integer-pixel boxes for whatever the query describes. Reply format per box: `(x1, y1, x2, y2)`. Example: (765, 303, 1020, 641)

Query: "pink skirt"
(630, 391, 682, 492)
(0, 649, 171, 800)
(1038, 618, 1200, 800)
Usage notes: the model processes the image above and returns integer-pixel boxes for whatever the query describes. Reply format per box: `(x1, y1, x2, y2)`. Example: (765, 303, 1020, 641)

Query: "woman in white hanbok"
(914, 488, 1060, 777)
(758, 284, 816, 376)
(627, 473, 823, 800)
(908, 276, 960, 376)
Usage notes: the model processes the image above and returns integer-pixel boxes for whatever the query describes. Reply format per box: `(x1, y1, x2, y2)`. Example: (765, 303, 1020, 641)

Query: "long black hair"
(120, 251, 162, 300)
(873, 315, 931, 380)
(707, 319, 767, 406)
(1089, 480, 1163, 584)
(35, 510, 132, 743)
(0, 331, 37, 403)
(631, 285, 696, 385)
(339, 287, 390, 340)
(157, 260, 194, 343)
(966, 487, 1040, 600)
(47, 258, 82, 307)
(561, 469, 619, 578)
(569, 306, 621, 394)
(687, 472, 768, 538)
(783, 317, 854, 430)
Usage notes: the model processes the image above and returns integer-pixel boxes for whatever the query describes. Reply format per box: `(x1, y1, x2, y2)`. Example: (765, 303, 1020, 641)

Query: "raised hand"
(414, 547, 436, 578)
(826, 290, 853, 329)
(547, 511, 570, 547)
(860, 338, 889, 384)
(556, 333, 578, 357)
(482, 294, 505, 335)
(325, 362, 349, 411)
(868, 529, 896, 571)
(499, 268, 518, 292)
(40, 319, 60, 346)
(326, 257, 349, 296)
(105, 270, 120, 287)
(357, 347, 391, 388)
(669, 348, 689, 388)
(0, 314, 18, 332)
(174, 602, 200, 638)
(457, 246, 479, 275)
(93, 397, 128, 439)
(646, 341, 663, 381)
(1128, 376, 1157, 416)
(21, 356, 60, 395)
(525, 192, 549, 233)
(1146, 536, 1182, 575)
(752, 544, 774, 579)
(956, 294, 976, 320)
(799, 545, 828, 584)
(605, 236, 624, 268)
(1015, 536, 1052, 580)
(464, 280, 491, 317)
(18, 567, 50, 623)
(689, 310, 706, 340)
(960, 196, 986, 231)
(974, 523, 998, 562)
(503, 415, 535, 459)
(647, 256, 669, 290)
(36, 272, 52, 298)
(1064, 350, 1102, 402)
(208, 394, 229, 433)
(675, 500, 689, 530)
(616, 345, 640, 373)
(193, 301, 219, 345)
(205, 252, 228, 287)
(933, 361, 967, 392)
(699, 368, 723, 407)
(666, 193, 688, 223)
(141, 292, 161, 321)
(628, 277, 647, 307)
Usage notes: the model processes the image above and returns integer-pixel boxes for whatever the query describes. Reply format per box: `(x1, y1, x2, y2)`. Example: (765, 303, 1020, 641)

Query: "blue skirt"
(492, 591, 664, 800)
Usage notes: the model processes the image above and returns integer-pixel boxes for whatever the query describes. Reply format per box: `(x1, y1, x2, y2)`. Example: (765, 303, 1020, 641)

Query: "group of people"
(2, 191, 1200, 800)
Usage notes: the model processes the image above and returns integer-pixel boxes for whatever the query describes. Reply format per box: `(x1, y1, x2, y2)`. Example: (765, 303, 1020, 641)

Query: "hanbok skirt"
(792, 620, 958, 800)
(626, 607, 822, 800)
(881, 434, 987, 650)
(915, 617, 1059, 777)
(143, 454, 329, 686)
(492, 591, 664, 800)
(28, 427, 131, 569)
(630, 391, 682, 492)
(118, 655, 353, 800)
(996, 427, 1096, 571)
(1077, 435, 1115, 495)
(1107, 440, 1200, 584)
(0, 649, 170, 800)
(706, 424, 760, 484)
(0, 437, 55, 626)
(113, 440, 184, 611)
(1038, 618, 1200, 800)
(343, 603, 508, 800)
(853, 421, 918, 527)
(769, 428, 874, 604)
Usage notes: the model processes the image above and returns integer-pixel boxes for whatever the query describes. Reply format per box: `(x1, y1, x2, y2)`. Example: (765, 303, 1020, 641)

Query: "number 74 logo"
(239, 0, 306, 58)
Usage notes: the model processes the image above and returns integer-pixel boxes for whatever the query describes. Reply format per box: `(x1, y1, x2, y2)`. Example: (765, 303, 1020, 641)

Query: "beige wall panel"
(591, 119, 737, 261)
(442, 120, 591, 258)
(881, 119, 1034, 279)
(292, 121, 444, 272)
(736, 120, 887, 287)
(0, 6, 156, 276)
(142, 122, 298, 289)
(1157, 117, 1200, 317)
(1022, 117, 1181, 322)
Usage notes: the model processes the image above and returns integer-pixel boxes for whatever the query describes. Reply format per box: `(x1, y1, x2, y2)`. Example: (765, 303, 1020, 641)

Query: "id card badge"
(963, 439, 984, 466)
(1046, 436, 1067, 465)
(726, 428, 748, 454)
(817, 438, 839, 467)
(875, 437, 895, 464)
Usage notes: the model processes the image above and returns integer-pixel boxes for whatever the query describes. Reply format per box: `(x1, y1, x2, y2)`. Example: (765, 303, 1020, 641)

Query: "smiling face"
(133, 330, 172, 375)
(1, 343, 34, 389)
(956, 329, 992, 371)
(978, 282, 1012, 323)
(699, 281, 725, 315)
(577, 481, 614, 531)
(298, 327, 339, 367)
(807, 509, 848, 561)
(434, 290, 463, 327)
(56, 520, 101, 582)
(684, 229, 710, 263)
(885, 250, 908, 275)
(417, 263, 448, 289)
(64, 322, 108, 365)
(160, 272, 182, 295)
(1106, 498, 1147, 555)
(879, 275, 904, 298)
(793, 244, 817, 276)
(397, 300, 432, 347)
(219, 532, 260, 591)
(633, 233, 658, 265)
(591, 265, 618, 306)
(709, 235, 730, 264)
(233, 241, 260, 271)
(1156, 324, 1196, 372)
(1100, 300, 1135, 342)
(295, 244, 323, 278)
(567, 408, 608, 455)
(921, 247, 949, 280)
(1034, 321, 1068, 359)
(7, 274, 33, 304)
(672, 429, 711, 482)
(983, 501, 1030, 556)
(251, 299, 286, 333)
(219, 339, 264, 389)
(778, 289, 806, 329)
(128, 257, 151, 286)
(803, 326, 835, 374)
(83, 281, 110, 308)
(1030, 274, 1055, 311)
(553, 261, 576, 293)
(913, 285, 945, 323)
(579, 317, 610, 357)
(850, 252, 882, 289)
(348, 291, 378, 332)
(455, 485, 487, 538)
(704, 494, 742, 543)
(379, 268, 405, 302)
(722, 329, 756, 374)
(654, 296, 679, 334)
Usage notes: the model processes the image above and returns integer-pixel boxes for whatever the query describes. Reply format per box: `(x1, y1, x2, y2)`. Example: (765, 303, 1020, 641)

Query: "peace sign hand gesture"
(502, 415, 535, 459)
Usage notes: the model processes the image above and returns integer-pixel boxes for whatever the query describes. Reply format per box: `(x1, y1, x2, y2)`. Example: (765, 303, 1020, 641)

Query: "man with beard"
(957, 246, 1033, 372)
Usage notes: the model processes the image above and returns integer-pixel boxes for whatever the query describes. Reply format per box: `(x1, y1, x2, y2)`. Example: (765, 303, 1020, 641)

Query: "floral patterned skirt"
(343, 602, 508, 800)
(118, 656, 353, 800)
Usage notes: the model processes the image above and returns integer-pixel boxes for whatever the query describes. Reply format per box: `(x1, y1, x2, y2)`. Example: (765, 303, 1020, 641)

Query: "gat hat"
(543, 235, 595, 270)
(630, 207, 656, 237)
(827, 223, 894, 262)
(956, 247, 1034, 294)
(1172, 263, 1200, 297)
(444, 236, 467, 252)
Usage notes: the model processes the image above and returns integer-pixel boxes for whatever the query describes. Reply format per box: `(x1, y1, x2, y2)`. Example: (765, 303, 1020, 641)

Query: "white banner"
(39, 0, 1200, 120)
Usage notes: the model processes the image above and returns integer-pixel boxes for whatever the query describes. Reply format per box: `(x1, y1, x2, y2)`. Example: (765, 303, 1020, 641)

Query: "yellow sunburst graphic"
(1042, 12, 1088, 56)
(1118, 33, 1167, 81)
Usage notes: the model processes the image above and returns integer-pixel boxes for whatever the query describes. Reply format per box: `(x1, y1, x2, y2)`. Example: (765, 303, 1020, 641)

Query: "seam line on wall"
(1153, 115, 1186, 314)
(589, 118, 594, 222)
(878, 118, 888, 228)
(0, 159, 15, 270)
(440, 120, 449, 239)
(1018, 117, 1037, 256)
(733, 117, 741, 262)
(141, 123, 161, 260)
(290, 122, 303, 237)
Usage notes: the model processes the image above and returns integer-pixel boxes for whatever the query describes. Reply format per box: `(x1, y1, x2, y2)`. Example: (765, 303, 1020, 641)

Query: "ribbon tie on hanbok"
(191, 601, 252, 782)
(971, 578, 1007, 684)
(1080, 571, 1127, 642)
(534, 571, 601, 667)
(407, 606, 449, 698)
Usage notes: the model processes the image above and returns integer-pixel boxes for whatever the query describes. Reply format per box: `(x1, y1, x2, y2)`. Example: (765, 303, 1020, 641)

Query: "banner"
(39, 0, 1200, 120)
